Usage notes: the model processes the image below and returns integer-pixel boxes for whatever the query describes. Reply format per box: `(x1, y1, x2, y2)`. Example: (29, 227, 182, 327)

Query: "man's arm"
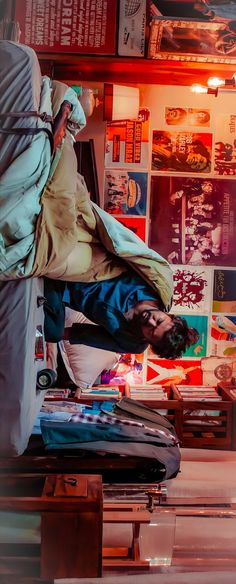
(69, 323, 145, 354)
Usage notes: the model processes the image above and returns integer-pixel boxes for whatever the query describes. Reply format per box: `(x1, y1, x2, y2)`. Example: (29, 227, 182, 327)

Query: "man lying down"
(0, 40, 199, 358)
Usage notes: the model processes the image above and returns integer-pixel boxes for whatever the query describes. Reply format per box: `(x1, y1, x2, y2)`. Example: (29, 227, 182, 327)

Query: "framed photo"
(148, 17, 236, 64)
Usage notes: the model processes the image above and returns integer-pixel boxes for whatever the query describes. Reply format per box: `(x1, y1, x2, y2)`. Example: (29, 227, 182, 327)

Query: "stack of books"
(129, 385, 168, 401)
(80, 385, 122, 399)
(177, 386, 222, 402)
(45, 388, 70, 399)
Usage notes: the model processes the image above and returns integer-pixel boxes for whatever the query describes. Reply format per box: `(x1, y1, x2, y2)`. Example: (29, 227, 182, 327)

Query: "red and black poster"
(15, 0, 117, 54)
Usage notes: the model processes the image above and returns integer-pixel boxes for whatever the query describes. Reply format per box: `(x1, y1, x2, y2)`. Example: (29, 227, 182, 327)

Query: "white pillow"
(59, 307, 119, 390)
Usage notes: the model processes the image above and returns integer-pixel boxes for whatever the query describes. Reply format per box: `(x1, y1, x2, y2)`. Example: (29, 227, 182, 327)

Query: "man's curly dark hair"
(150, 315, 199, 360)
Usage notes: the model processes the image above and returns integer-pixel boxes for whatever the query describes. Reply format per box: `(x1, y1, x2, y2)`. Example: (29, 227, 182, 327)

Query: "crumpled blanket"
(0, 40, 86, 279)
(0, 41, 173, 311)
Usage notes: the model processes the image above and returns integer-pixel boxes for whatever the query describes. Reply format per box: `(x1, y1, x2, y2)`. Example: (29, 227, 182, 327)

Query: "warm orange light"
(191, 84, 208, 94)
(207, 76, 225, 88)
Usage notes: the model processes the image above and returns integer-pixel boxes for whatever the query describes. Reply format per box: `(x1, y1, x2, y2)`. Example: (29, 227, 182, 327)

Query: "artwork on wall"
(105, 108, 150, 169)
(149, 177, 236, 266)
(172, 265, 212, 313)
(214, 113, 236, 176)
(103, 170, 148, 215)
(152, 130, 212, 172)
(165, 107, 211, 127)
(116, 217, 146, 241)
(146, 359, 203, 385)
(148, 18, 236, 64)
(15, 0, 117, 54)
(201, 356, 236, 385)
(210, 315, 236, 357)
(101, 353, 144, 385)
(213, 269, 236, 312)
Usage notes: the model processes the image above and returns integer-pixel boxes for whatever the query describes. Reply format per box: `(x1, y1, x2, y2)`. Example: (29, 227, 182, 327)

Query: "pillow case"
(59, 307, 119, 390)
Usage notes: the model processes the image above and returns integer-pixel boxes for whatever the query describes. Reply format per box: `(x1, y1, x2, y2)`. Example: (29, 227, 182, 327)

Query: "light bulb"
(191, 84, 208, 94)
(207, 76, 225, 88)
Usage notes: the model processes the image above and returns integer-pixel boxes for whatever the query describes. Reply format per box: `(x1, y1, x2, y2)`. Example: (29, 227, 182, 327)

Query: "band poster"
(214, 113, 236, 176)
(201, 356, 236, 385)
(210, 315, 236, 358)
(146, 359, 203, 386)
(149, 177, 236, 266)
(165, 107, 211, 128)
(148, 18, 236, 64)
(152, 130, 212, 173)
(105, 109, 150, 169)
(103, 171, 147, 216)
(213, 269, 236, 312)
(172, 265, 212, 313)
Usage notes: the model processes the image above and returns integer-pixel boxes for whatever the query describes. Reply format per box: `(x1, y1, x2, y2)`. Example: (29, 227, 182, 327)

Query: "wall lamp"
(103, 83, 140, 121)
(191, 75, 236, 97)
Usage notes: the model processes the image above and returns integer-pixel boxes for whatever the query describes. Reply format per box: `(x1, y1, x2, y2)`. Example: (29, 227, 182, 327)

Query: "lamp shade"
(103, 83, 140, 121)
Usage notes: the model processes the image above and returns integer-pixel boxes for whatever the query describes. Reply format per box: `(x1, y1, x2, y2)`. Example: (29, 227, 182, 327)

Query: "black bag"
(41, 397, 181, 483)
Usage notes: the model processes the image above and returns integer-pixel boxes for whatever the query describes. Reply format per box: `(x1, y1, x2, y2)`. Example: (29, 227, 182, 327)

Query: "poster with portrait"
(214, 113, 236, 176)
(149, 1, 236, 21)
(146, 359, 202, 386)
(201, 356, 236, 385)
(148, 315, 208, 359)
(105, 108, 150, 169)
(101, 353, 144, 385)
(116, 217, 146, 241)
(172, 265, 212, 313)
(103, 171, 147, 215)
(152, 130, 212, 173)
(165, 107, 211, 128)
(213, 270, 236, 313)
(148, 18, 236, 64)
(210, 315, 236, 358)
(149, 177, 236, 266)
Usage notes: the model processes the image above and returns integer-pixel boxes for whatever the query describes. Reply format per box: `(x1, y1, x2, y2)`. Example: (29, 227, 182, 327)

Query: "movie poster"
(101, 353, 144, 385)
(116, 217, 146, 241)
(148, 315, 208, 359)
(213, 269, 236, 312)
(15, 0, 117, 54)
(149, 177, 236, 266)
(152, 130, 212, 173)
(210, 315, 236, 357)
(214, 113, 236, 176)
(201, 356, 236, 385)
(146, 359, 203, 385)
(149, 1, 236, 21)
(172, 265, 212, 313)
(165, 107, 211, 128)
(105, 109, 150, 169)
(148, 18, 236, 64)
(103, 171, 147, 215)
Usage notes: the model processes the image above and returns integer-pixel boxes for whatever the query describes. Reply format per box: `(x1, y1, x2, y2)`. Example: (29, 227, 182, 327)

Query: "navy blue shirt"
(67, 272, 159, 353)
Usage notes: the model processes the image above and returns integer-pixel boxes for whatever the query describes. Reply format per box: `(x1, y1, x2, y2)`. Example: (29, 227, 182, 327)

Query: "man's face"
(130, 301, 174, 344)
(186, 152, 207, 171)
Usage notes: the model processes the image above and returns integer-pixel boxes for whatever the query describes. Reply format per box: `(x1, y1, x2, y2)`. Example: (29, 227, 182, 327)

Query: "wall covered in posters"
(101, 81, 236, 389)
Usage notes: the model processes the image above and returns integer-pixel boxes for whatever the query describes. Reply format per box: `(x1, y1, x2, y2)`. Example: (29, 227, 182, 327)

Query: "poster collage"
(102, 94, 236, 390)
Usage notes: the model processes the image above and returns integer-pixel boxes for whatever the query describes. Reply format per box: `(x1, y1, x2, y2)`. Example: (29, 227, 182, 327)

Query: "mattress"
(0, 277, 47, 455)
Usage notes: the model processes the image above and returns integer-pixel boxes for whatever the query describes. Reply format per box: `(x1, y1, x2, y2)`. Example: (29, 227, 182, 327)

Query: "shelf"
(39, 54, 236, 86)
